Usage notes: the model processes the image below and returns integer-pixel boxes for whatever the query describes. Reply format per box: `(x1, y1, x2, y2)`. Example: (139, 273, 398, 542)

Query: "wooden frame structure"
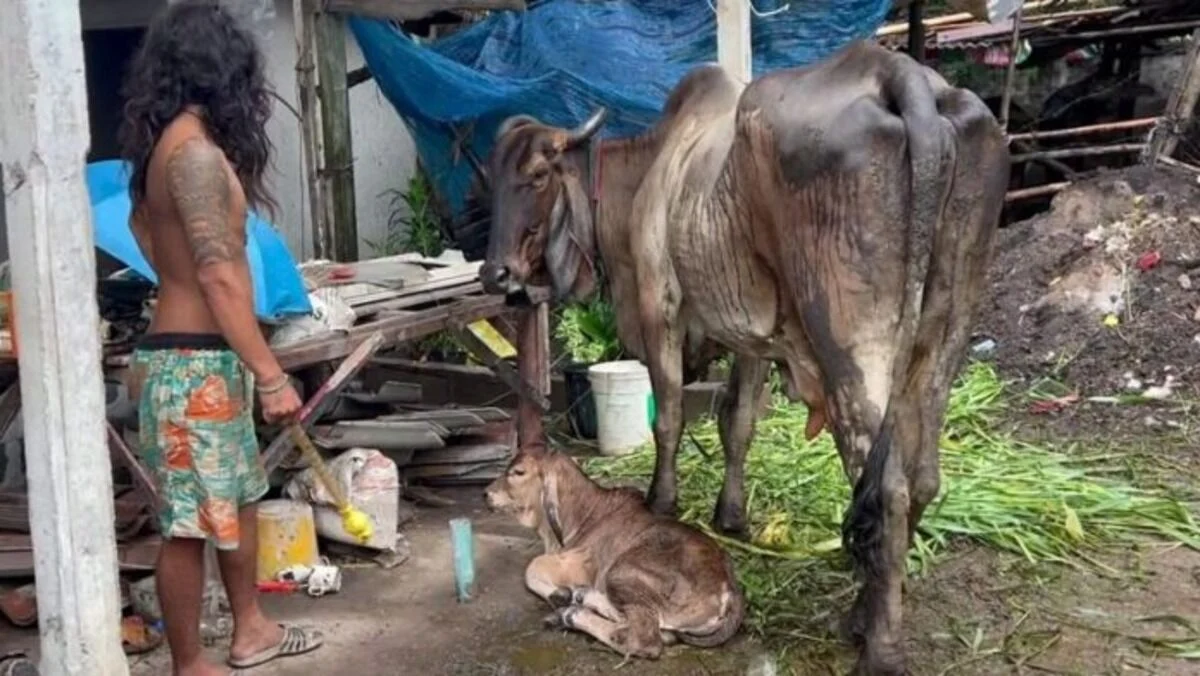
(295, 0, 528, 261)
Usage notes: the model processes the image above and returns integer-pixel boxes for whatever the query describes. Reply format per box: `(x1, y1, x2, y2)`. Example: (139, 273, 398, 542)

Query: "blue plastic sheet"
(350, 0, 892, 216)
(86, 159, 313, 323)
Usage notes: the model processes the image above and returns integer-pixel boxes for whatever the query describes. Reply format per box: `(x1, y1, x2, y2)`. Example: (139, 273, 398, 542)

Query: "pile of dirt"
(978, 165, 1200, 429)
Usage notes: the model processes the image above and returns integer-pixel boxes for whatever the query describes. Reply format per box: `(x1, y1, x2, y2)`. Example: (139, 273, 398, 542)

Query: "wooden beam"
(296, 0, 331, 258)
(1145, 28, 1200, 165)
(515, 303, 550, 455)
(451, 326, 551, 413)
(315, 8, 359, 262)
(325, 0, 526, 22)
(716, 0, 752, 84)
(0, 0, 128, 672)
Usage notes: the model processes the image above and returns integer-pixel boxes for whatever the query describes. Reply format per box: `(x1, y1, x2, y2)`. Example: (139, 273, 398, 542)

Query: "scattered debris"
(982, 166, 1200, 413)
(1029, 393, 1080, 415)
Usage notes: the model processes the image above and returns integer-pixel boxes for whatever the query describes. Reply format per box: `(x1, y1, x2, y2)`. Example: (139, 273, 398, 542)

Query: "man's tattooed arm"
(163, 137, 286, 383)
(165, 138, 239, 267)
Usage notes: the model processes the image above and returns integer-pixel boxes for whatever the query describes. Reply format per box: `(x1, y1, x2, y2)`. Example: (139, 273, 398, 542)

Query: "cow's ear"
(545, 171, 596, 301)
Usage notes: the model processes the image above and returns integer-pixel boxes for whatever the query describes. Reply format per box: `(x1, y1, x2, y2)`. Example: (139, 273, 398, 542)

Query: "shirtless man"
(118, 2, 322, 673)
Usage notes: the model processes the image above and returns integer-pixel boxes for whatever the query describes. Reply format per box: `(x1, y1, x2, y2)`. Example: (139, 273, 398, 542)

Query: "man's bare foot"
(229, 615, 284, 663)
(174, 657, 230, 676)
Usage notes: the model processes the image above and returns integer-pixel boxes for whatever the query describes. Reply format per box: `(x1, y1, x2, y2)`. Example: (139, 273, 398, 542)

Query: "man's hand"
(259, 380, 302, 424)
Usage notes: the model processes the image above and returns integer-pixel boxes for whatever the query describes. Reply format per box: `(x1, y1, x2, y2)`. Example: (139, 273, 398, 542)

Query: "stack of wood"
(303, 379, 515, 486)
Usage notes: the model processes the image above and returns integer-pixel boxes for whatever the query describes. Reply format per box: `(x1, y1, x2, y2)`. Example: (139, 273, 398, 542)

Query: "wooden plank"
(106, 422, 159, 513)
(275, 291, 548, 370)
(0, 0, 128, 668)
(515, 303, 551, 455)
(264, 331, 386, 471)
(341, 380, 424, 404)
(315, 6, 359, 262)
(379, 409, 487, 432)
(318, 420, 448, 450)
(1146, 28, 1200, 163)
(408, 443, 510, 466)
(325, 0, 526, 22)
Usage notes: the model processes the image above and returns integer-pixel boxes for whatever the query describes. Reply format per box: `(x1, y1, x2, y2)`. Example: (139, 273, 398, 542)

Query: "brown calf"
(485, 450, 744, 659)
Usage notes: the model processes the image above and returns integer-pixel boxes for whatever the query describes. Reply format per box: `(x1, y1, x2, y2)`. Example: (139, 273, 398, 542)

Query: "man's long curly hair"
(119, 0, 277, 218)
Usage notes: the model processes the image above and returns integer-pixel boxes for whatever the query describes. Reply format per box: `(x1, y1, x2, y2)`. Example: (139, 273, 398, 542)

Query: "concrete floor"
(2, 495, 773, 675)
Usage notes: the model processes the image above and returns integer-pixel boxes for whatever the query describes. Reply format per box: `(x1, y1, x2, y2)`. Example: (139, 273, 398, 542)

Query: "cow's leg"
(642, 322, 685, 517)
(552, 605, 664, 659)
(524, 549, 593, 607)
(713, 353, 770, 535)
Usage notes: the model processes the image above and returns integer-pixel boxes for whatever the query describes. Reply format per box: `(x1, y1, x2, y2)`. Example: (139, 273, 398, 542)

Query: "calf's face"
(484, 452, 545, 528)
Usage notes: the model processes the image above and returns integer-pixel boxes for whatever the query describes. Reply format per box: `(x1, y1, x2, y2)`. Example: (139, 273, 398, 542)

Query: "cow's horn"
(565, 107, 608, 148)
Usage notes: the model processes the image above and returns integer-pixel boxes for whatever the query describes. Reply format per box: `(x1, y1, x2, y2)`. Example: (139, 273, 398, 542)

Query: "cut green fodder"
(585, 363, 1200, 646)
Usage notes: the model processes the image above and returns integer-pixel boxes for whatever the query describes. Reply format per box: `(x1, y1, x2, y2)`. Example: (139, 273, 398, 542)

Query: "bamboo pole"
(1006, 181, 1072, 202)
(1010, 142, 1146, 163)
(1008, 117, 1159, 143)
(315, 7, 359, 262)
(294, 0, 329, 259)
(999, 4, 1024, 131)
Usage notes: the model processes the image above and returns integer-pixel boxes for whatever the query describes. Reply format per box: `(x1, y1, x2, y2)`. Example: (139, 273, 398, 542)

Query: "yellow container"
(256, 499, 320, 584)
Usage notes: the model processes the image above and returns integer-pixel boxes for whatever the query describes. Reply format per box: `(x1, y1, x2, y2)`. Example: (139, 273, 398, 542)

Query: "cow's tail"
(841, 56, 958, 583)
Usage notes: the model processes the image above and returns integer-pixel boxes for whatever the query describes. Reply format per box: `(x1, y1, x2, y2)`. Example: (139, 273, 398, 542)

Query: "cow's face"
(479, 109, 608, 301)
(484, 451, 545, 529)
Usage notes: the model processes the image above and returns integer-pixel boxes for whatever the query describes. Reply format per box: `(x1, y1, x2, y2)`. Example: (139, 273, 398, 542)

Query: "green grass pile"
(584, 362, 1200, 644)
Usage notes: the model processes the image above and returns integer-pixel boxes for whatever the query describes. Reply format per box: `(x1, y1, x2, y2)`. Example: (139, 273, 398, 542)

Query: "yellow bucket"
(256, 499, 320, 584)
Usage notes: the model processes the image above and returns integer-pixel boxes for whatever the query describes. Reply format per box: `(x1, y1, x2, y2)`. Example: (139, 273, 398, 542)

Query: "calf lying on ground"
(485, 450, 745, 658)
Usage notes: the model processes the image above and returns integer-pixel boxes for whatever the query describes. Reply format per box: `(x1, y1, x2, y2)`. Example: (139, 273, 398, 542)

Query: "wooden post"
(516, 303, 550, 454)
(908, 0, 926, 64)
(1145, 28, 1200, 164)
(295, 0, 331, 259)
(716, 0, 752, 84)
(999, 5, 1024, 132)
(315, 8, 359, 262)
(0, 1, 128, 674)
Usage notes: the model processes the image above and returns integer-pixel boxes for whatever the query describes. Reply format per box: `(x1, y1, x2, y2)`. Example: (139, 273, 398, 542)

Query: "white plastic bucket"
(588, 360, 654, 456)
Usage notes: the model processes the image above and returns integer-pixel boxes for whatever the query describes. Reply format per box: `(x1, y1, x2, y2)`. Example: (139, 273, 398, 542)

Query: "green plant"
(368, 170, 449, 258)
(555, 296, 622, 364)
(369, 169, 462, 361)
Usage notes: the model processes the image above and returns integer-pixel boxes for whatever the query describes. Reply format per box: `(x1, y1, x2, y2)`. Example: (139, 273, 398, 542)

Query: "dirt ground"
(979, 165, 1200, 463)
(5, 496, 1196, 676)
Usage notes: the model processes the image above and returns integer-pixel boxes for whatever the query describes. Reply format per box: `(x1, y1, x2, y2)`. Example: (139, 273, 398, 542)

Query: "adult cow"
(478, 41, 1009, 675)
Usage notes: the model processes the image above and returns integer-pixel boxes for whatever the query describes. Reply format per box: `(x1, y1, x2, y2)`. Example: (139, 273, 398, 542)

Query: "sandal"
(226, 624, 323, 669)
(0, 652, 37, 676)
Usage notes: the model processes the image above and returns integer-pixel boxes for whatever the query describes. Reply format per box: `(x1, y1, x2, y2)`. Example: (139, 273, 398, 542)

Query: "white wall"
(263, 0, 418, 260)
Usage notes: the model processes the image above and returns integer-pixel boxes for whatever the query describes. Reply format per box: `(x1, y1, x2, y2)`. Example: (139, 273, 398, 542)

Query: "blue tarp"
(350, 0, 893, 216)
(86, 159, 313, 323)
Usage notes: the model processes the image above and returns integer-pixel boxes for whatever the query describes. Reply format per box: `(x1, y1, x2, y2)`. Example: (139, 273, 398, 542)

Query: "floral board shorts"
(130, 333, 268, 551)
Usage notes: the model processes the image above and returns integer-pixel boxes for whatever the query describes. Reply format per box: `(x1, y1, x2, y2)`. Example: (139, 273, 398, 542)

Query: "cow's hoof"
(853, 645, 907, 676)
(547, 587, 572, 609)
(711, 506, 748, 539)
(543, 606, 581, 630)
(851, 658, 908, 676)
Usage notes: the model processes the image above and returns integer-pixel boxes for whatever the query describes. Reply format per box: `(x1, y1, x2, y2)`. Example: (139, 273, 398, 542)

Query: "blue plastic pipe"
(449, 518, 476, 602)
